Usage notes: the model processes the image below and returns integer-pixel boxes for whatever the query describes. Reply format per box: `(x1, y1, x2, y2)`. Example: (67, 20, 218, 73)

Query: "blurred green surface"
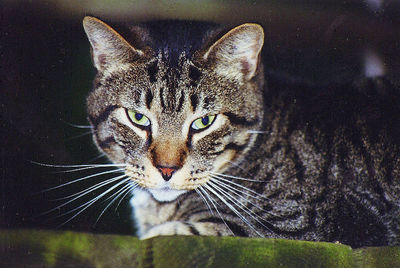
(1, 229, 400, 267)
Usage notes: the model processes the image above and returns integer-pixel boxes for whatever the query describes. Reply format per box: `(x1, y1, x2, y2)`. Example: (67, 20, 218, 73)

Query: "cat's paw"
(140, 221, 193, 239)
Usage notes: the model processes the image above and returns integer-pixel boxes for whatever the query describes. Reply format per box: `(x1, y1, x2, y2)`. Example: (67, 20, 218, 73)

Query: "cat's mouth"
(148, 182, 187, 202)
(125, 164, 204, 201)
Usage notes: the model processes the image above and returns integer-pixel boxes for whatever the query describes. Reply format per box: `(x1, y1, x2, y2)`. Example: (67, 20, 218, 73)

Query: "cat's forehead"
(115, 50, 216, 119)
(151, 50, 193, 82)
(139, 50, 211, 114)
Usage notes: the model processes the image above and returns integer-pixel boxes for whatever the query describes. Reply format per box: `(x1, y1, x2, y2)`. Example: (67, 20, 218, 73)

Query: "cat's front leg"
(131, 189, 233, 239)
(140, 221, 232, 239)
(140, 221, 194, 239)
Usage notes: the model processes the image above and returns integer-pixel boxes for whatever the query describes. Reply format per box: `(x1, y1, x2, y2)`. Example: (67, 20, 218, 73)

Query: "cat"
(82, 16, 400, 248)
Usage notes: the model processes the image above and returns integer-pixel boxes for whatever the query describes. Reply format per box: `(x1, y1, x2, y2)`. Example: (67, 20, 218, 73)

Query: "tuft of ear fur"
(203, 23, 264, 81)
(82, 16, 143, 71)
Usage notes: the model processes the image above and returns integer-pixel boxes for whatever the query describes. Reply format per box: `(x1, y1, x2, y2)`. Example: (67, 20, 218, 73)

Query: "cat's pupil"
(201, 116, 209, 125)
(135, 113, 143, 121)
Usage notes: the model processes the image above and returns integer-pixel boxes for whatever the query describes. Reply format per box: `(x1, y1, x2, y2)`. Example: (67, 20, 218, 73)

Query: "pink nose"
(157, 166, 177, 181)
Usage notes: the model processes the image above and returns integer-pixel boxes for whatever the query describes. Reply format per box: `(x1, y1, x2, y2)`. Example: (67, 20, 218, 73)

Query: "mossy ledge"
(1, 229, 399, 267)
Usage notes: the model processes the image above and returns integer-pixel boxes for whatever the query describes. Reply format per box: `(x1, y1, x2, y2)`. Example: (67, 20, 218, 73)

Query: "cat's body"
(83, 17, 400, 247)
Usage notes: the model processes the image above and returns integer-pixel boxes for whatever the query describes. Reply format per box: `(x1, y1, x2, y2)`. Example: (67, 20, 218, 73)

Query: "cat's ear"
(203, 23, 264, 81)
(83, 16, 144, 71)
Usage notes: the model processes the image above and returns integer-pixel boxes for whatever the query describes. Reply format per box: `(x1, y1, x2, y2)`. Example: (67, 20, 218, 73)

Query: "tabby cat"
(82, 16, 400, 247)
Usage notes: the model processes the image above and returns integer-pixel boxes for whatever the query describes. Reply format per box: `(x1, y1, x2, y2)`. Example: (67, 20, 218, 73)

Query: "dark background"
(1, 0, 400, 235)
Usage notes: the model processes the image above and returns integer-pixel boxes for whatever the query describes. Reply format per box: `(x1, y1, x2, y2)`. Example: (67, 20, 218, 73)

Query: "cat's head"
(83, 16, 264, 202)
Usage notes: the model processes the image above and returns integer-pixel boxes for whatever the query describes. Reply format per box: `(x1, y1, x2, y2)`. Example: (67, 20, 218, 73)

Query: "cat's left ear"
(83, 16, 144, 71)
(203, 23, 264, 81)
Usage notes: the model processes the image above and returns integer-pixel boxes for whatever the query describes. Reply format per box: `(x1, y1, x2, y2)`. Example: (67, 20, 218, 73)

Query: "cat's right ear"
(83, 16, 143, 71)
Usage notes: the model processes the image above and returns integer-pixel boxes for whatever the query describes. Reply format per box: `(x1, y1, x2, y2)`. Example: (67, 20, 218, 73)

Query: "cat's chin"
(148, 187, 187, 202)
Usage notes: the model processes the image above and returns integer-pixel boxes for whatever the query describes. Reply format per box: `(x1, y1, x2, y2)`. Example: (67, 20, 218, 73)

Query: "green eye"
(191, 115, 216, 131)
(127, 110, 150, 127)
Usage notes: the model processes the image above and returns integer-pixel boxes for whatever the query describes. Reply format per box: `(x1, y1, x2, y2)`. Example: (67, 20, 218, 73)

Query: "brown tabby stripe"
(159, 87, 166, 110)
(187, 223, 200, 235)
(209, 150, 224, 156)
(179, 207, 213, 219)
(198, 217, 247, 236)
(97, 136, 116, 149)
(147, 61, 158, 83)
(209, 142, 247, 156)
(287, 144, 305, 182)
(89, 105, 119, 127)
(223, 112, 258, 126)
(145, 89, 153, 109)
(202, 96, 215, 110)
(190, 94, 199, 111)
(225, 142, 247, 152)
(188, 65, 202, 87)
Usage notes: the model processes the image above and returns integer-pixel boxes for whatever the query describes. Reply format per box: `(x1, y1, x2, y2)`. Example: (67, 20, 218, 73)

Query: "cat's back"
(250, 73, 400, 246)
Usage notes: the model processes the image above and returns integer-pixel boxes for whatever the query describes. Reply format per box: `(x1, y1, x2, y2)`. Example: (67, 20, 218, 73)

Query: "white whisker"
(198, 186, 234, 235)
(32, 162, 126, 175)
(115, 182, 137, 211)
(211, 171, 264, 182)
(65, 130, 93, 141)
(87, 152, 107, 163)
(195, 188, 214, 216)
(210, 182, 276, 237)
(52, 172, 127, 201)
(223, 158, 245, 171)
(211, 177, 267, 204)
(31, 161, 126, 169)
(56, 177, 130, 228)
(54, 166, 124, 174)
(37, 168, 125, 194)
(95, 182, 136, 225)
(203, 183, 263, 237)
(52, 177, 130, 219)
(212, 178, 280, 221)
(100, 182, 132, 205)
(208, 180, 265, 222)
(247, 130, 268, 134)
(60, 120, 93, 129)
(211, 174, 268, 199)
(38, 174, 127, 216)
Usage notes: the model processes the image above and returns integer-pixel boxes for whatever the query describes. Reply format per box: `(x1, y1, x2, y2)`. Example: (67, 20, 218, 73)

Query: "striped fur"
(83, 17, 400, 247)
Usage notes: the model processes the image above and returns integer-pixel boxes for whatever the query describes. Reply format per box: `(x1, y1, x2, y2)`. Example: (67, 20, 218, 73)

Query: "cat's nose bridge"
(149, 138, 188, 175)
